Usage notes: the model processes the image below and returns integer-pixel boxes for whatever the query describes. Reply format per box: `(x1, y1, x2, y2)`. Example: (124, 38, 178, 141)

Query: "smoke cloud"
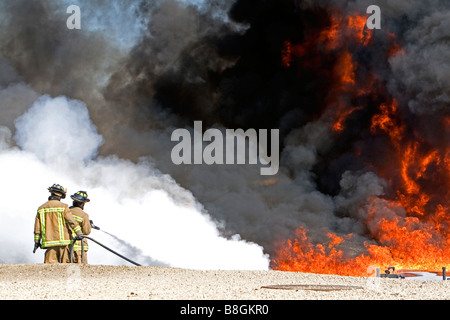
(0, 0, 448, 270)
(14, 96, 104, 163)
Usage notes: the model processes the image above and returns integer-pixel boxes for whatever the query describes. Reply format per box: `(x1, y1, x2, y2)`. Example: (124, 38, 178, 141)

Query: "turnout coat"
(34, 199, 82, 248)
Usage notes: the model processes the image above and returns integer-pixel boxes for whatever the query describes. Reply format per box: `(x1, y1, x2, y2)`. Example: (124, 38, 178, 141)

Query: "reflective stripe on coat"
(34, 200, 81, 248)
(69, 206, 92, 251)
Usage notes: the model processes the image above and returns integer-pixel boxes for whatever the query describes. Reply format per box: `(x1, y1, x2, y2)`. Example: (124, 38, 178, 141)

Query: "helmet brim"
(70, 195, 90, 203)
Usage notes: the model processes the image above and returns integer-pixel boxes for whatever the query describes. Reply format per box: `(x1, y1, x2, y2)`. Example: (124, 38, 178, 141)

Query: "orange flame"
(332, 106, 363, 132)
(387, 32, 406, 57)
(370, 100, 404, 147)
(320, 12, 375, 133)
(319, 12, 373, 50)
(335, 51, 356, 85)
(275, 98, 450, 275)
(274, 10, 450, 276)
(274, 196, 450, 276)
(281, 40, 293, 67)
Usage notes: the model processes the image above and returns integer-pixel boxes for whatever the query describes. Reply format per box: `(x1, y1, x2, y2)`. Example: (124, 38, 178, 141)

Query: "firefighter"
(34, 184, 83, 263)
(69, 191, 92, 264)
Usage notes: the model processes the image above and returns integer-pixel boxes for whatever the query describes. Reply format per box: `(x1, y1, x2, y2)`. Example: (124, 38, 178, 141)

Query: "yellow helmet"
(70, 191, 90, 203)
(48, 184, 67, 199)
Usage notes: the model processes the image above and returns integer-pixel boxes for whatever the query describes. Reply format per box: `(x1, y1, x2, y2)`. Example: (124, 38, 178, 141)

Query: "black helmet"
(71, 191, 90, 203)
(48, 184, 67, 199)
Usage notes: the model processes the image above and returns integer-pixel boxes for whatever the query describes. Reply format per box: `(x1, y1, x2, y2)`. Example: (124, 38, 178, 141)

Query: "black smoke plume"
(1, 0, 448, 267)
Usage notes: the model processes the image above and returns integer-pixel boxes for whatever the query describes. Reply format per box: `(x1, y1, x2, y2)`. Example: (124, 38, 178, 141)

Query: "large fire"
(273, 9, 450, 276)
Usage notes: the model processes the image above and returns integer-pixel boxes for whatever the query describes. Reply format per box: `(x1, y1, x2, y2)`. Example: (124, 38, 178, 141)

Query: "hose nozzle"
(90, 220, 100, 230)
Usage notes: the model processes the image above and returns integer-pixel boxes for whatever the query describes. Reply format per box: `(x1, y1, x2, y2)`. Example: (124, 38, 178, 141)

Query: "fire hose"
(68, 234, 142, 266)
(34, 219, 142, 266)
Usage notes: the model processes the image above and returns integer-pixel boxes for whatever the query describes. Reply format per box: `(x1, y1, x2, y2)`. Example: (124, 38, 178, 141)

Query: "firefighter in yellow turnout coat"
(69, 191, 92, 264)
(34, 184, 83, 263)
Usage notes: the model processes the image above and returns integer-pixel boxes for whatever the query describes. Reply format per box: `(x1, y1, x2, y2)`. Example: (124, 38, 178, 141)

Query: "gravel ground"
(0, 264, 449, 300)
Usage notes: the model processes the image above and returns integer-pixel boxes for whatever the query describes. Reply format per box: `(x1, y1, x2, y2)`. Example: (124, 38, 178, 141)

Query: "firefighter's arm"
(82, 215, 92, 235)
(64, 207, 83, 235)
(33, 213, 41, 253)
(34, 212, 41, 244)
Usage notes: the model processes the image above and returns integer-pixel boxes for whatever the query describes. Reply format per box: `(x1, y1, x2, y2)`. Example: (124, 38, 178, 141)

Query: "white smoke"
(14, 95, 104, 164)
(0, 95, 270, 270)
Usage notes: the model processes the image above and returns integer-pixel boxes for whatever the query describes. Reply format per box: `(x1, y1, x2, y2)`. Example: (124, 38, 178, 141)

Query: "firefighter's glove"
(33, 242, 40, 254)
(73, 234, 84, 241)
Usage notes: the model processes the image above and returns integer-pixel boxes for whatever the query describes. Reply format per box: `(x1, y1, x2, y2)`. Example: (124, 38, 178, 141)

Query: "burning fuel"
(271, 2, 450, 275)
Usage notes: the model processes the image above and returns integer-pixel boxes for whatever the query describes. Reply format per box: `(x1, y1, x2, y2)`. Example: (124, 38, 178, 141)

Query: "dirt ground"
(0, 264, 449, 300)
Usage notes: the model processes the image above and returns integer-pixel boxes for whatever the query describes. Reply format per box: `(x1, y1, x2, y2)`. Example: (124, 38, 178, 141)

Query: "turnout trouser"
(72, 250, 88, 264)
(44, 246, 70, 263)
